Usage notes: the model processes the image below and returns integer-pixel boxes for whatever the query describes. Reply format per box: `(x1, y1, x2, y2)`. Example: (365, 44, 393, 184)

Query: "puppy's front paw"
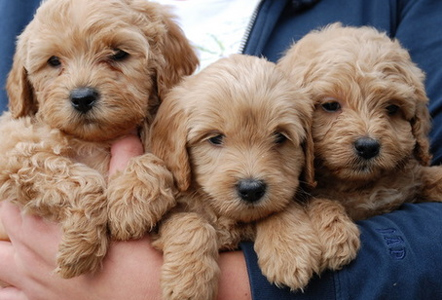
(155, 213, 219, 300)
(256, 241, 322, 291)
(56, 243, 106, 278)
(108, 153, 176, 240)
(307, 198, 360, 271)
(161, 261, 219, 300)
(323, 221, 360, 270)
(255, 205, 322, 291)
(56, 203, 109, 278)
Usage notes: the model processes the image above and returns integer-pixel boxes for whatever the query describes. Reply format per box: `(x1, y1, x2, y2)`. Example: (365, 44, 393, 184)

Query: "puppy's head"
(151, 54, 314, 222)
(278, 23, 431, 182)
(7, 0, 198, 142)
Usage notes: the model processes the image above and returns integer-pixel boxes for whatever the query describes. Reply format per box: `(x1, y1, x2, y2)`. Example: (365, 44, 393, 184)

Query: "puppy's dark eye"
(386, 104, 400, 116)
(321, 101, 341, 112)
(274, 132, 288, 144)
(208, 134, 224, 146)
(47, 56, 61, 67)
(111, 49, 129, 61)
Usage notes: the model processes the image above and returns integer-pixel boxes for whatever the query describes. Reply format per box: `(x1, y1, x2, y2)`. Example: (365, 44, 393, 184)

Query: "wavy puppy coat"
(279, 23, 442, 220)
(0, 0, 197, 278)
(150, 54, 359, 300)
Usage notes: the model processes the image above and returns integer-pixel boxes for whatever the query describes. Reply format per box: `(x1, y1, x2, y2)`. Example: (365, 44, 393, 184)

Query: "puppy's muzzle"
(354, 137, 380, 160)
(70, 87, 100, 113)
(236, 179, 267, 203)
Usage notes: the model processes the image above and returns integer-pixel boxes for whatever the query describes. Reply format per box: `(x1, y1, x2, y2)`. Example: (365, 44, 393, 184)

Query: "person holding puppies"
(1, 0, 442, 299)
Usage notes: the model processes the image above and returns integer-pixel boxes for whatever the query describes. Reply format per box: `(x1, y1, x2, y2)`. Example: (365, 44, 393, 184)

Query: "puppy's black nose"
(70, 87, 99, 113)
(354, 137, 380, 159)
(237, 179, 267, 203)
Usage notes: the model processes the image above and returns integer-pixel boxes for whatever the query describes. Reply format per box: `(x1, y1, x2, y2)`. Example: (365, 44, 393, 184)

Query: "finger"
(0, 202, 60, 266)
(0, 202, 23, 242)
(0, 286, 28, 300)
(109, 134, 143, 176)
(0, 241, 19, 289)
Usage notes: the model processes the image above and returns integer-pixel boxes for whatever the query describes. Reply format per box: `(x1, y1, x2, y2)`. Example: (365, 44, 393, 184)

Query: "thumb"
(109, 134, 143, 177)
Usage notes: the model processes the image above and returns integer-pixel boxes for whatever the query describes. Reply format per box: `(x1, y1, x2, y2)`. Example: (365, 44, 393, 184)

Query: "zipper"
(238, 0, 264, 54)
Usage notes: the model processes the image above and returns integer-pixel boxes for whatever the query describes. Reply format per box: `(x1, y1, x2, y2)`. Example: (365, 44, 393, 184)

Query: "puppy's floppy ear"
(6, 30, 38, 118)
(411, 93, 432, 166)
(128, 0, 198, 99)
(154, 8, 199, 99)
(149, 88, 191, 192)
(401, 59, 432, 166)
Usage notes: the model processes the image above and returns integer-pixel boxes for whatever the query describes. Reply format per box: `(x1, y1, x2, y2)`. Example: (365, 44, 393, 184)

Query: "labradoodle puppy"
(278, 23, 442, 220)
(149, 54, 360, 300)
(0, 0, 198, 278)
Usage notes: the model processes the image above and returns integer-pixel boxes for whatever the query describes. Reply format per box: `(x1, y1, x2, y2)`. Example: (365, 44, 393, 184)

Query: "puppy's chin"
(320, 155, 406, 183)
(40, 111, 141, 142)
(62, 120, 137, 142)
(209, 195, 292, 223)
(330, 163, 383, 182)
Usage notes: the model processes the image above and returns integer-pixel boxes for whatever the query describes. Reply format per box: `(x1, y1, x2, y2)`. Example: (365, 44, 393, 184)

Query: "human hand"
(0, 200, 163, 300)
(0, 134, 164, 299)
